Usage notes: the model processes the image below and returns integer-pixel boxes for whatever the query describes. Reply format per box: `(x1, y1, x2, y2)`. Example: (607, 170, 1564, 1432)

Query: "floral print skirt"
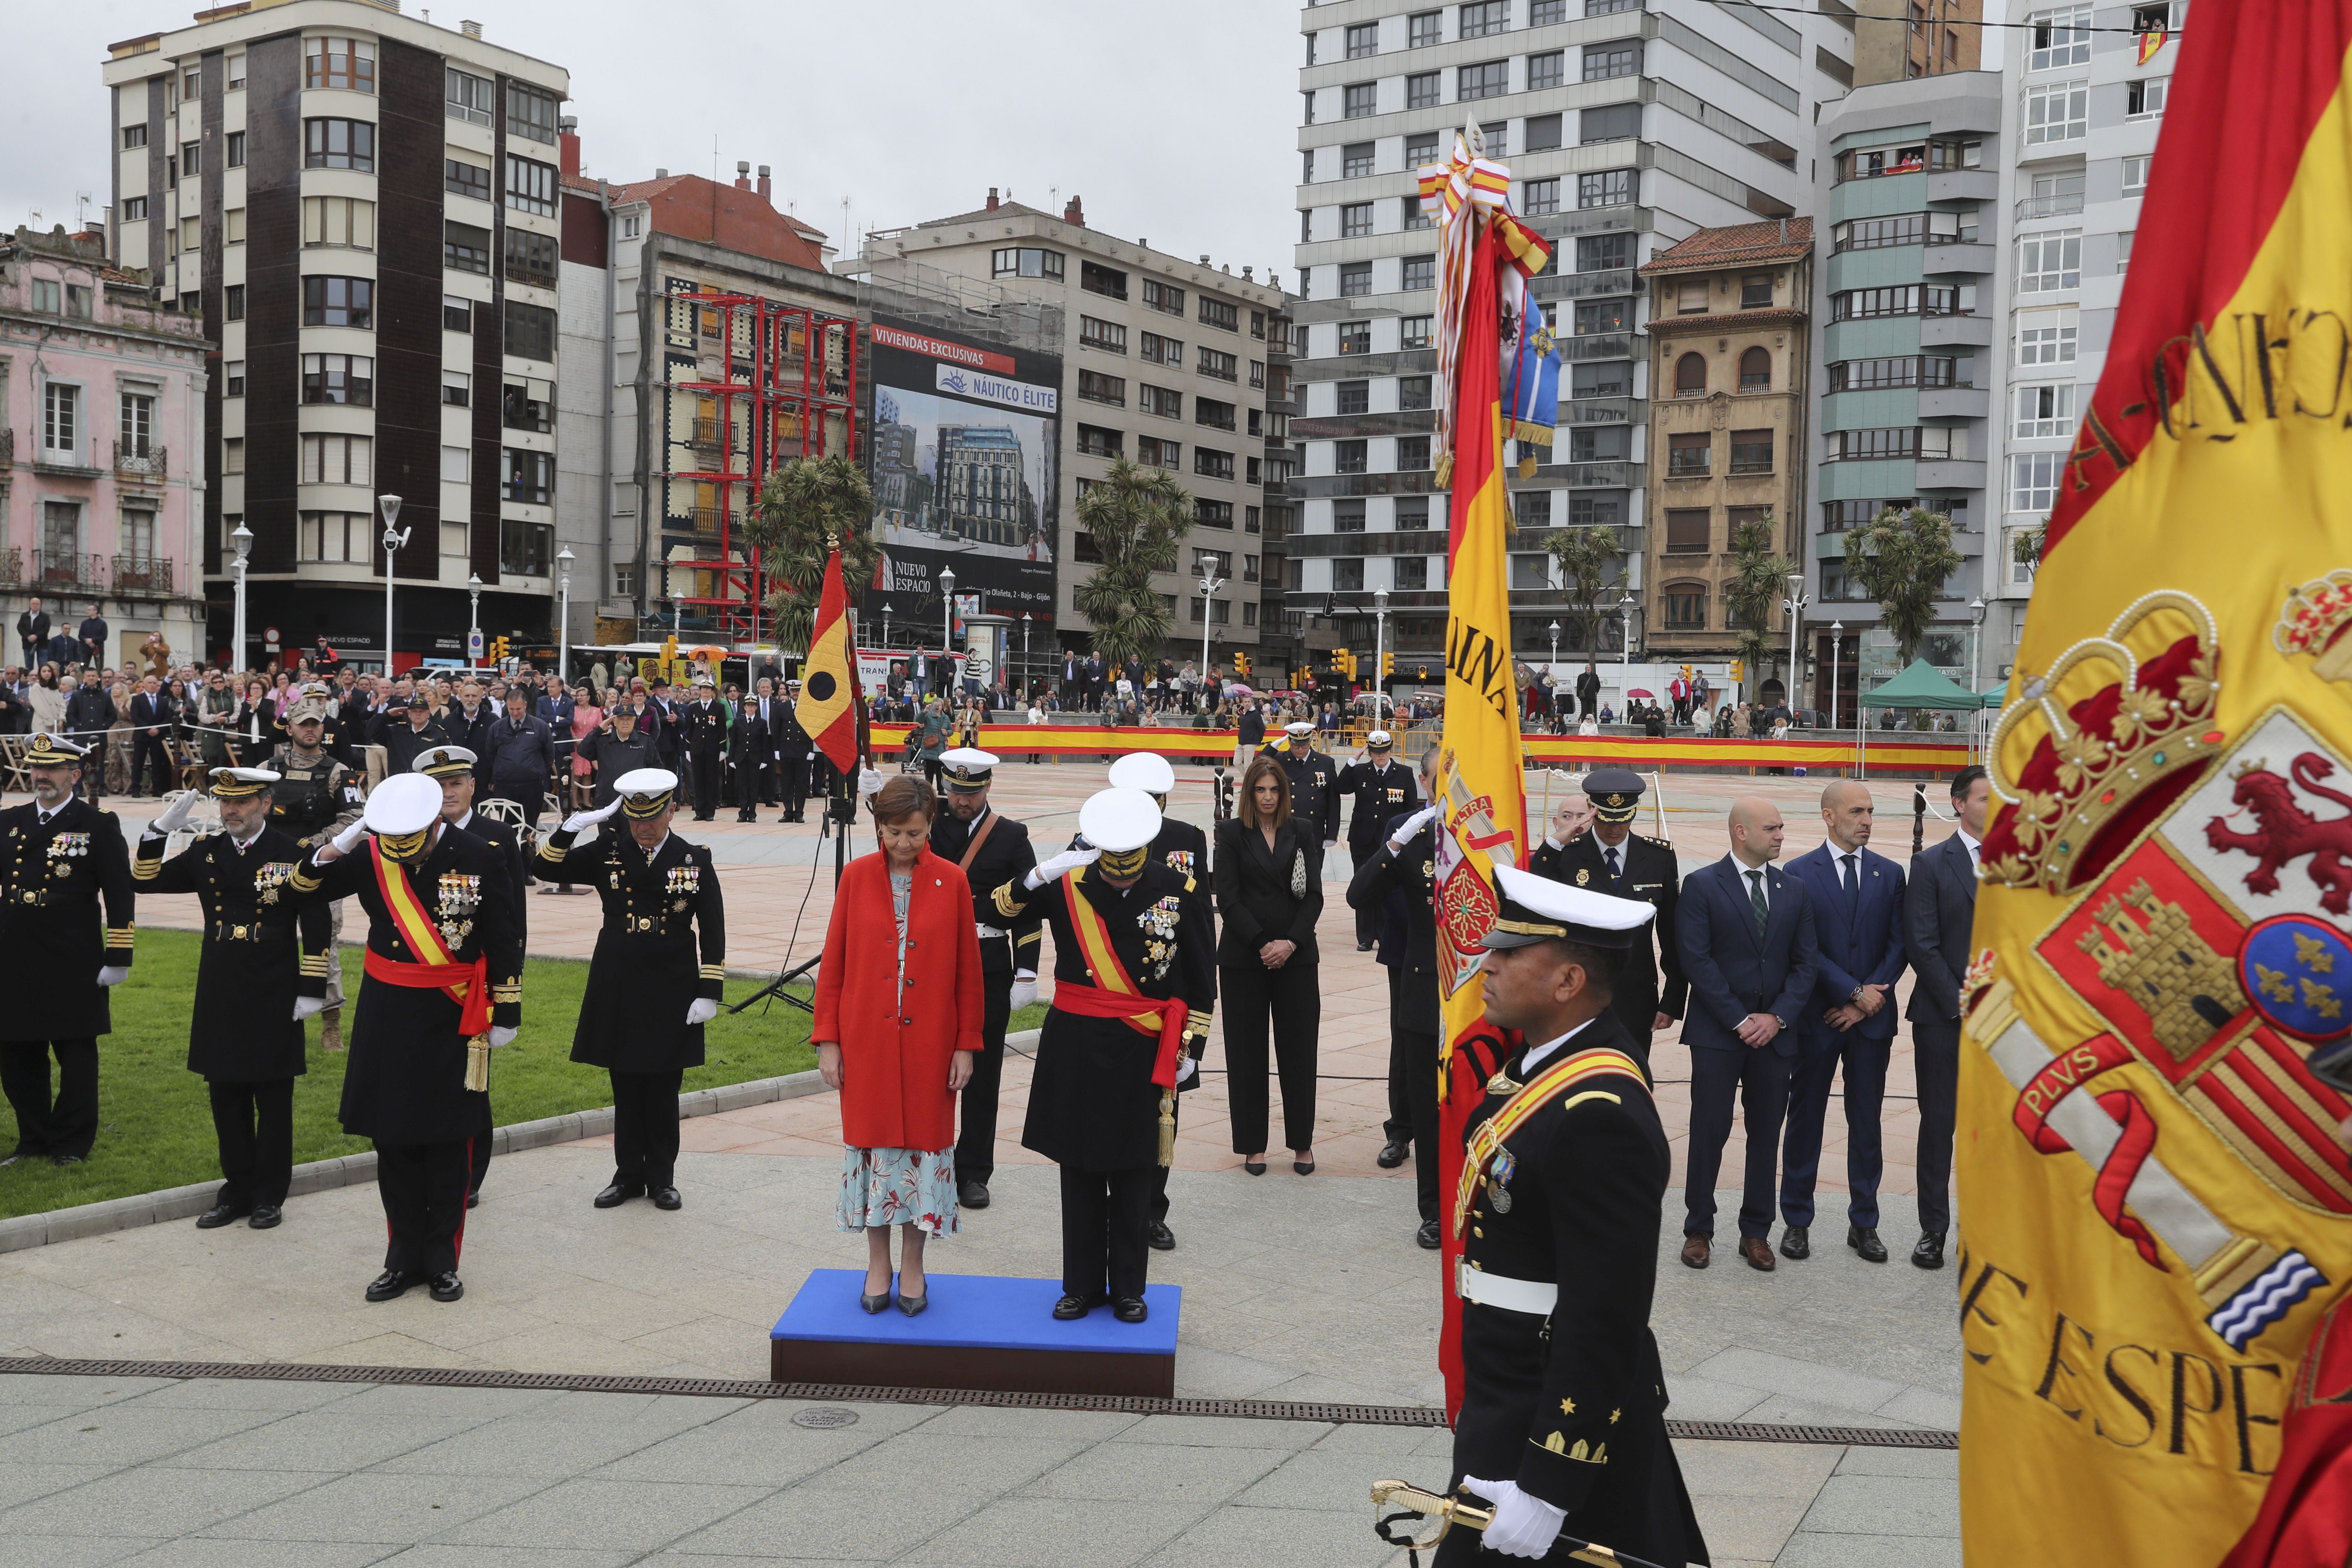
(836, 1146, 959, 1236)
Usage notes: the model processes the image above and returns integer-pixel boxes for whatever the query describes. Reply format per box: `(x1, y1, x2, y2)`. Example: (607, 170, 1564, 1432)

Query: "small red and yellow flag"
(2139, 25, 2170, 66)
(800, 548, 860, 772)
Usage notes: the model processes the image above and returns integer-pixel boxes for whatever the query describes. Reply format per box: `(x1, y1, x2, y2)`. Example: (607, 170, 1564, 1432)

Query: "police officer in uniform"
(1261, 720, 1339, 847)
(415, 746, 527, 1206)
(1346, 750, 1446, 1248)
(295, 774, 522, 1303)
(989, 789, 1215, 1323)
(776, 679, 814, 821)
(1334, 729, 1420, 950)
(539, 768, 726, 1210)
(0, 734, 135, 1165)
(927, 748, 1039, 1212)
(1103, 751, 1214, 1251)
(135, 769, 332, 1228)
(683, 677, 728, 821)
(1529, 768, 1685, 1073)
(269, 694, 368, 1051)
(1441, 866, 1706, 1567)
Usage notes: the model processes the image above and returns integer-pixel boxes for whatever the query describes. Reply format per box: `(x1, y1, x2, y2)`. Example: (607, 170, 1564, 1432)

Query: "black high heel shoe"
(860, 1276, 892, 1314)
(1293, 1156, 1316, 1176)
(1243, 1159, 1267, 1176)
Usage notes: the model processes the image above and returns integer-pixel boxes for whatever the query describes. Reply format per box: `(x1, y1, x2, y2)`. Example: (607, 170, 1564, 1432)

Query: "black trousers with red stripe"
(377, 1139, 471, 1278)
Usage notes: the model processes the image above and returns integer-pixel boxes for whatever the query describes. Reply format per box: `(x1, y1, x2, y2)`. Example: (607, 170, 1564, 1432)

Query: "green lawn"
(0, 928, 1048, 1222)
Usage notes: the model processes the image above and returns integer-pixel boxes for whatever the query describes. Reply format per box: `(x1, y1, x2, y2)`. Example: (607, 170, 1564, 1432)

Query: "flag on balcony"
(2138, 25, 2169, 65)
(1963, 3, 2352, 1562)
(800, 546, 859, 772)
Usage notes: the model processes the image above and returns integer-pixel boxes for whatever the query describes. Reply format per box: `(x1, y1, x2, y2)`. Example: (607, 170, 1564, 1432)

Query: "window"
(441, 370, 470, 407)
(1341, 202, 1375, 239)
(1578, 234, 1633, 273)
(1668, 432, 1711, 476)
(1195, 448, 1235, 481)
(1522, 112, 1564, 154)
(1729, 429, 1774, 475)
(304, 36, 376, 92)
(1250, 361, 1265, 390)
(1078, 369, 1125, 406)
(1524, 48, 1567, 90)
(504, 227, 559, 288)
(1139, 383, 1181, 418)
(1347, 22, 1380, 58)
(1397, 435, 1432, 470)
(1741, 275, 1774, 309)
(1399, 374, 1433, 410)
(1195, 502, 1235, 534)
(1076, 424, 1123, 459)
(502, 520, 554, 577)
(1411, 10, 1443, 46)
(1832, 285, 1959, 320)
(1079, 260, 1127, 300)
(300, 195, 374, 250)
(181, 217, 201, 252)
(1578, 169, 1635, 208)
(444, 295, 473, 334)
(1583, 43, 1639, 80)
(301, 353, 373, 405)
(1523, 178, 1560, 216)
(505, 301, 556, 361)
(2011, 450, 2064, 512)
(2122, 154, 2151, 193)
(61, 282, 90, 320)
(226, 131, 245, 168)
(1340, 261, 1373, 298)
(505, 155, 557, 216)
(2017, 230, 2081, 292)
(1833, 214, 1926, 252)
(226, 51, 245, 89)
(2027, 5, 2091, 69)
(1339, 321, 1373, 354)
(1739, 347, 1772, 390)
(1663, 585, 1707, 629)
(122, 124, 147, 150)
(1333, 558, 1366, 592)
(300, 433, 374, 487)
(1408, 71, 1443, 108)
(1402, 194, 1435, 233)
(1335, 440, 1369, 475)
(298, 512, 366, 564)
(620, 213, 643, 239)
(1459, 61, 1510, 100)
(1397, 498, 1432, 530)
(1662, 509, 1709, 554)
(2026, 80, 2089, 144)
(304, 117, 374, 172)
(39, 383, 77, 456)
(1406, 131, 1442, 171)
(1836, 427, 1956, 460)
(1344, 82, 1379, 119)
(503, 379, 553, 433)
(447, 67, 494, 125)
(1510, 552, 1553, 590)
(503, 448, 553, 505)
(303, 276, 373, 328)
(1195, 397, 1237, 431)
(2117, 230, 2135, 272)
(119, 389, 155, 456)
(2017, 310, 2079, 366)
(223, 285, 244, 321)
(1394, 557, 1430, 591)
(1336, 380, 1371, 416)
(122, 196, 147, 222)
(505, 81, 559, 144)
(1140, 331, 1182, 367)
(2128, 77, 2169, 119)
(225, 361, 245, 397)
(445, 159, 492, 203)
(1332, 499, 1369, 533)
(2015, 383, 2076, 438)
(1339, 145, 1377, 183)
(1532, 0, 1567, 18)
(1079, 315, 1127, 353)
(1401, 254, 1436, 292)
(1142, 279, 1184, 315)
(1460, 1, 1507, 37)
(1399, 316, 1432, 350)
(1138, 435, 1180, 470)
(1574, 298, 1628, 334)
(444, 220, 491, 273)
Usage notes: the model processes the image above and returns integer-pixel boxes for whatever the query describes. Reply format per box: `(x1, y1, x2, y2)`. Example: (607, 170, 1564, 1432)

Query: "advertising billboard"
(867, 313, 1061, 622)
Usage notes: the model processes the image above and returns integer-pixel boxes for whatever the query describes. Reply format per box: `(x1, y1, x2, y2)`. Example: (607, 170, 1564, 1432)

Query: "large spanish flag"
(1964, 5, 2352, 1562)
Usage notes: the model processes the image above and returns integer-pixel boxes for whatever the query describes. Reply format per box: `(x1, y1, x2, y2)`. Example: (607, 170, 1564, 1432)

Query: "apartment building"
(1807, 71, 2001, 719)
(1292, 0, 1851, 691)
(102, 0, 571, 669)
(1990, 1, 2179, 685)
(0, 226, 211, 667)
(1638, 219, 1812, 684)
(1849, 0, 1984, 88)
(847, 193, 1294, 668)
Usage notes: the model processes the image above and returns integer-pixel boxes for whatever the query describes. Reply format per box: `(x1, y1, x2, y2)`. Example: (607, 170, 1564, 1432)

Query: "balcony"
(0, 427, 12, 469)
(37, 551, 108, 596)
(687, 418, 732, 452)
(114, 441, 168, 484)
(1920, 313, 1993, 349)
(2015, 193, 2085, 222)
(112, 555, 176, 598)
(1564, 333, 1633, 362)
(0, 545, 18, 585)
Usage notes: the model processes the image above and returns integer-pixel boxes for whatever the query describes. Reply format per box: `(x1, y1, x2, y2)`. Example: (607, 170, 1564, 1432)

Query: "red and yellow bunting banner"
(1965, 5, 2352, 1562)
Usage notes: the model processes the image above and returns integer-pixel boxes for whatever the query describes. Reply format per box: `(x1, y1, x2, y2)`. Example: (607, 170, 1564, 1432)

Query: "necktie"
(1841, 853, 1858, 903)
(1746, 869, 1768, 940)
(1605, 845, 1621, 882)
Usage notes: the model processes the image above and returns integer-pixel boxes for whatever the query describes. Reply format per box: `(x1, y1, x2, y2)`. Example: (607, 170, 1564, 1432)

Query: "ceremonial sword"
(1371, 1481, 1673, 1568)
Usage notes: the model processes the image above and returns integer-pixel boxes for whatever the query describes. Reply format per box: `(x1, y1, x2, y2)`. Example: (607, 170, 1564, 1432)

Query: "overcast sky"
(0, 0, 1300, 283)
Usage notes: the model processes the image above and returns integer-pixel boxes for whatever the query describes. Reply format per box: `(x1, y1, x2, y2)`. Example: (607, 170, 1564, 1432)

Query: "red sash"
(1052, 978, 1188, 1090)
(367, 842, 492, 1038)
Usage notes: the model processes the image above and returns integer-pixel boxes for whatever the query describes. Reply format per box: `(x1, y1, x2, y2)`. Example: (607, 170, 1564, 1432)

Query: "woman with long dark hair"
(1213, 754, 1324, 1175)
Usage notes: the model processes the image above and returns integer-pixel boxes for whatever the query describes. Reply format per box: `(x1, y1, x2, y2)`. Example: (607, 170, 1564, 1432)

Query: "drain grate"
(0, 1357, 1955, 1446)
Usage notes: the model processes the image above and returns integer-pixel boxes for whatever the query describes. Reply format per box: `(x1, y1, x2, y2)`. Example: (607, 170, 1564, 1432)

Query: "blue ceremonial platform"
(770, 1271, 1181, 1396)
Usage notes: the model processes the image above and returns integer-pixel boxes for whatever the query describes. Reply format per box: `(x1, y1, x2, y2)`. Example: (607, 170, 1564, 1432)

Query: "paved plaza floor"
(3, 765, 1968, 1564)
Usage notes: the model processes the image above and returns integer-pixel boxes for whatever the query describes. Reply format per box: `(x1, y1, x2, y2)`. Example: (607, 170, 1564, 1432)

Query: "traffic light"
(1381, 651, 1395, 679)
(1234, 652, 1250, 677)
(1332, 648, 1355, 678)
(1728, 659, 1743, 682)
(489, 635, 510, 666)
(1416, 665, 1431, 682)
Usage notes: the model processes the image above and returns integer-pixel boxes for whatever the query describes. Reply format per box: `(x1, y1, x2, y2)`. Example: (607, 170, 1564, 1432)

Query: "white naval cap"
(1106, 752, 1176, 796)
(1078, 787, 1163, 854)
(1366, 729, 1394, 749)
(939, 747, 999, 790)
(613, 767, 681, 818)
(412, 745, 478, 778)
(1478, 863, 1656, 952)
(363, 772, 443, 836)
(207, 766, 281, 799)
(1283, 720, 1316, 737)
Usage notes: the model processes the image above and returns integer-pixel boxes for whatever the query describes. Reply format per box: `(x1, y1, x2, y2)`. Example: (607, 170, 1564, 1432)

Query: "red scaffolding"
(666, 293, 860, 646)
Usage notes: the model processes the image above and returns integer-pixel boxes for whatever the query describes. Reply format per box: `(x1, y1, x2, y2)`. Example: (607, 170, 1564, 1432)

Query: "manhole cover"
(791, 1407, 860, 1430)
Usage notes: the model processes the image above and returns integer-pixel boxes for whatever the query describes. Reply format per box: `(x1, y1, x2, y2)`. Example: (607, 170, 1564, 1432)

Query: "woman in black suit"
(1213, 753, 1324, 1175)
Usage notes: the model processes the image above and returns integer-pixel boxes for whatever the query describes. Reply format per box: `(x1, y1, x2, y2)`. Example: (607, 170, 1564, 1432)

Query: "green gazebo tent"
(1854, 658, 1984, 775)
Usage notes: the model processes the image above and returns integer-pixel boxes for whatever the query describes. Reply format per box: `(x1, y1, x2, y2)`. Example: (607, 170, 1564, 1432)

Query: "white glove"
(561, 799, 623, 834)
(150, 790, 197, 836)
(1175, 1054, 1199, 1087)
(96, 965, 129, 988)
(292, 996, 326, 1022)
(684, 997, 720, 1026)
(1025, 848, 1100, 888)
(331, 818, 368, 855)
(1008, 973, 1038, 1011)
(1461, 1477, 1565, 1560)
(857, 767, 885, 799)
(1390, 805, 1439, 848)
(487, 1026, 519, 1048)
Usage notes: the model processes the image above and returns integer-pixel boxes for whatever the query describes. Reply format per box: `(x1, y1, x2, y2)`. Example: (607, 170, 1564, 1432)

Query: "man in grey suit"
(1902, 764, 1990, 1270)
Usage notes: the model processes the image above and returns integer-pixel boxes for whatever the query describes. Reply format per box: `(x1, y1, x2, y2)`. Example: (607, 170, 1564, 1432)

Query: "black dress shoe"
(427, 1271, 464, 1302)
(1243, 1160, 1266, 1176)
(365, 1269, 411, 1302)
(1848, 1225, 1888, 1263)
(248, 1204, 283, 1230)
(593, 1182, 642, 1209)
(1417, 1219, 1442, 1250)
(1356, 940, 1375, 952)
(1112, 1297, 1148, 1323)
(652, 1186, 682, 1210)
(1779, 1225, 1810, 1261)
(466, 1190, 480, 1210)
(195, 1202, 249, 1229)
(1375, 1140, 1410, 1170)
(1147, 1221, 1176, 1251)
(1911, 1232, 1947, 1269)
(1052, 1293, 1092, 1320)
(52, 1153, 86, 1166)
(959, 1180, 991, 1210)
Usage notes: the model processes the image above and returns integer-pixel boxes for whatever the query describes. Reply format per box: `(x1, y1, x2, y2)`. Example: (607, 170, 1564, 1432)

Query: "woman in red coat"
(813, 775, 984, 1316)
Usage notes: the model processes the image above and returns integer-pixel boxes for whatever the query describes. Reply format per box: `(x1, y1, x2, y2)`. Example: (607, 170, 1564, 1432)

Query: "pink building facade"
(0, 225, 209, 671)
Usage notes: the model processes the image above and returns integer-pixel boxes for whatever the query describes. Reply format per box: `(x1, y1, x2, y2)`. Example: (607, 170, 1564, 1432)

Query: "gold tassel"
(1158, 1089, 1175, 1168)
(1433, 451, 1454, 490)
(1518, 452, 1538, 479)
(465, 1035, 491, 1093)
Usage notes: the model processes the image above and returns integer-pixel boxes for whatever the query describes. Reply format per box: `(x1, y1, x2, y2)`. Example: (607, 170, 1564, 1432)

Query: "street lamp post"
(1020, 611, 1032, 702)
(1618, 589, 1636, 669)
(466, 573, 483, 671)
(1200, 573, 1227, 698)
(1372, 586, 1389, 724)
(938, 567, 956, 695)
(376, 494, 407, 675)
(229, 520, 253, 671)
(555, 547, 574, 684)
(1830, 620, 1845, 734)
(1968, 595, 1986, 693)
(1784, 572, 1807, 717)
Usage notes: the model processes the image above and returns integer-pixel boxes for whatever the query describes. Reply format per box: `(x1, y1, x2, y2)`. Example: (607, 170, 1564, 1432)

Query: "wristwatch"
(1850, 985, 1869, 1006)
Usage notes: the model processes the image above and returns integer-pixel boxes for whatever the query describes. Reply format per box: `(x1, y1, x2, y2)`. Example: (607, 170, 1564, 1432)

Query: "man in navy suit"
(1777, 781, 1908, 1263)
(1675, 796, 1818, 1271)
(1903, 764, 1989, 1270)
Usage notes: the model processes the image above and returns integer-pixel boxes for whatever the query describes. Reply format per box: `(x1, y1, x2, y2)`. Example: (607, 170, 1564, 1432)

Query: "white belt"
(977, 923, 1010, 939)
(1456, 1260, 1557, 1316)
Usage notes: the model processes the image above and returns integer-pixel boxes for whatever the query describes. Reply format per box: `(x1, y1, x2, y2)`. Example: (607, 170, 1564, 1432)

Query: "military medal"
(1488, 1148, 1516, 1213)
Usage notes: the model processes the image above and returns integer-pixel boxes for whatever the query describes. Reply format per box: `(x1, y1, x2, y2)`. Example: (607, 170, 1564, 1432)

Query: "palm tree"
(744, 456, 877, 654)
(1545, 525, 1619, 658)
(1072, 457, 1193, 668)
(1849, 505, 1966, 665)
(1721, 511, 1794, 696)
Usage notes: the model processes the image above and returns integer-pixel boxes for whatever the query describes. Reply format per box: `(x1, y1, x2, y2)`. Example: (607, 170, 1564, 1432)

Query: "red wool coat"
(812, 847, 985, 1151)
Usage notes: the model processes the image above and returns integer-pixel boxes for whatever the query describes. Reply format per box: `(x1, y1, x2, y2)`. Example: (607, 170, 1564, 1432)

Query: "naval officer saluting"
(1442, 865, 1706, 1566)
(1528, 768, 1685, 1074)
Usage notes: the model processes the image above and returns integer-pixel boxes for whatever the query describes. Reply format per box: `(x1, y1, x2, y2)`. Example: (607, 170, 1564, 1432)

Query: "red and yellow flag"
(801, 547, 859, 772)
(1965, 5, 2352, 1561)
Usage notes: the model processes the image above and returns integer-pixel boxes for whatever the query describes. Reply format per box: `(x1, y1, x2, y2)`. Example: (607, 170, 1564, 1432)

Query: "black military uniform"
(1529, 771, 1685, 1072)
(1140, 812, 1211, 1240)
(927, 753, 1039, 1208)
(1346, 811, 1443, 1242)
(0, 735, 136, 1164)
(373, 701, 450, 777)
(577, 719, 660, 808)
(132, 775, 331, 1224)
(1262, 730, 1340, 843)
(1334, 743, 1420, 948)
(539, 780, 725, 1207)
(294, 805, 521, 1300)
(683, 686, 728, 821)
(991, 835, 1214, 1317)
(776, 689, 814, 821)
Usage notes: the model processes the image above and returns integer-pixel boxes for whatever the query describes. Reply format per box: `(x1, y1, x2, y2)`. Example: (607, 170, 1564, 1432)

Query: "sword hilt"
(1371, 1479, 1494, 1535)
